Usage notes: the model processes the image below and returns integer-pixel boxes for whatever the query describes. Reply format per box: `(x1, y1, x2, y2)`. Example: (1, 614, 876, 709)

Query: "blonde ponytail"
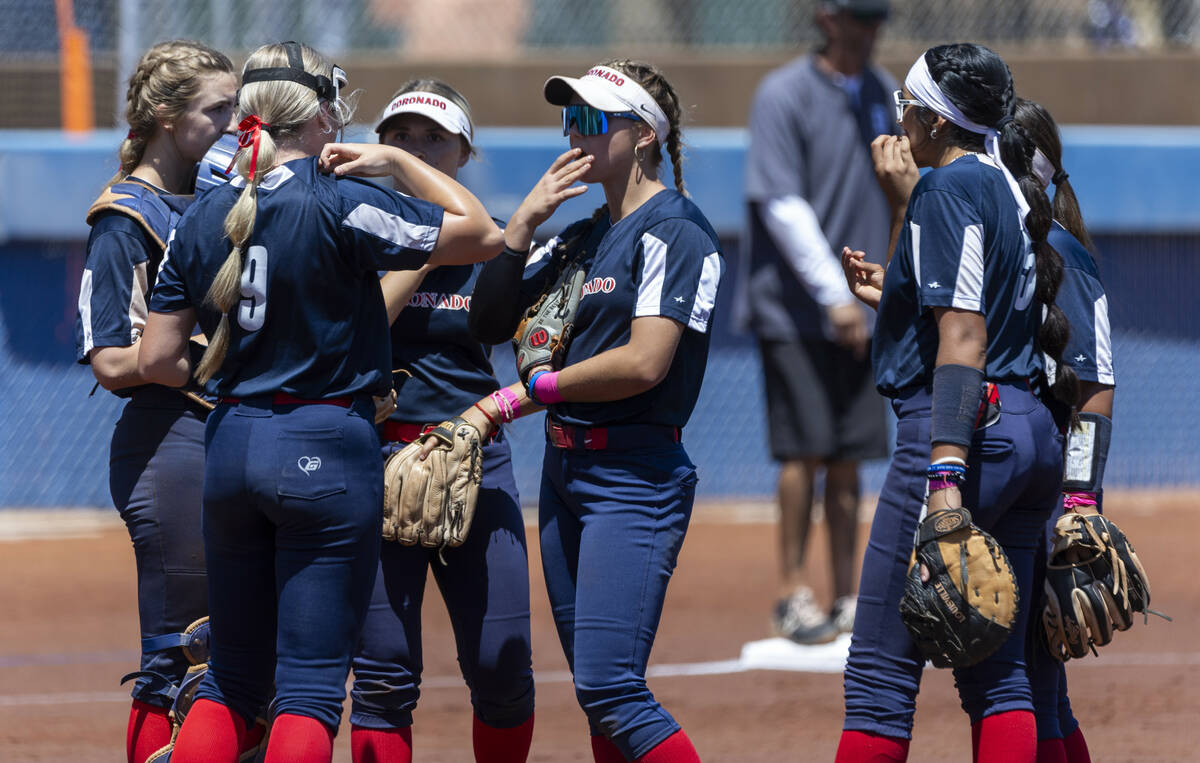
(195, 41, 338, 384)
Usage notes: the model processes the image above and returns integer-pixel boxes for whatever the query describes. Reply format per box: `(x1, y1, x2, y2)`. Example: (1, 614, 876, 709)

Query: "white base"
(737, 633, 852, 674)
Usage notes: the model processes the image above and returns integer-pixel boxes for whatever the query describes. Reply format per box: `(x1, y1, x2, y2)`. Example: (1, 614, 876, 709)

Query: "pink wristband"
(497, 387, 522, 421)
(1062, 491, 1098, 512)
(532, 370, 565, 404)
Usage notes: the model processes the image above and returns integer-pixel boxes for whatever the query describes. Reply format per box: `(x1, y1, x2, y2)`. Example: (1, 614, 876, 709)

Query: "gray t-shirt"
(737, 55, 900, 341)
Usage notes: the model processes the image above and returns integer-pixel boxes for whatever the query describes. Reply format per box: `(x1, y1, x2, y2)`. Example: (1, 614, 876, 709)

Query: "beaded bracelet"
(926, 462, 967, 493)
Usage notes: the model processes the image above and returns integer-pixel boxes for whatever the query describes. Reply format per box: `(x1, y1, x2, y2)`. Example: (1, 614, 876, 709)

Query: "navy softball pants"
(351, 433, 534, 729)
(1027, 495, 1080, 740)
(195, 397, 383, 730)
(842, 383, 1064, 738)
(110, 388, 208, 708)
(538, 439, 698, 761)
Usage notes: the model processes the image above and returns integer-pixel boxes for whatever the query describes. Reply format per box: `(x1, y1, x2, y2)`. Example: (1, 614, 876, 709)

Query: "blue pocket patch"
(277, 428, 347, 500)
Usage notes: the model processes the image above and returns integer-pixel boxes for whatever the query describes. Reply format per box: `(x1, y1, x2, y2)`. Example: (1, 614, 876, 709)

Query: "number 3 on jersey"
(238, 245, 268, 331)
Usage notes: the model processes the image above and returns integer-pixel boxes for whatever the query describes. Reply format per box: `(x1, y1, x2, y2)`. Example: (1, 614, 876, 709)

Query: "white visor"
(544, 66, 669, 146)
(374, 91, 473, 147)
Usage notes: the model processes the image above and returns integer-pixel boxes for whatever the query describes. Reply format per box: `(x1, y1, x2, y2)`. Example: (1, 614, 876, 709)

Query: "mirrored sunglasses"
(562, 104, 640, 137)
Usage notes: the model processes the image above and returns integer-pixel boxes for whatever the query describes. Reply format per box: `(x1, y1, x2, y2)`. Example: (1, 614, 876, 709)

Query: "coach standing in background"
(737, 0, 897, 644)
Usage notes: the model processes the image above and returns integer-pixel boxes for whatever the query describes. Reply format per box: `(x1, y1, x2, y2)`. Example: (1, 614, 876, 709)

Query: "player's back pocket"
(277, 428, 347, 500)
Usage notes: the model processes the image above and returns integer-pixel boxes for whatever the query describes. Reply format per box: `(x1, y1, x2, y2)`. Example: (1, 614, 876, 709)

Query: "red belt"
(547, 421, 681, 450)
(381, 420, 435, 444)
(219, 393, 353, 408)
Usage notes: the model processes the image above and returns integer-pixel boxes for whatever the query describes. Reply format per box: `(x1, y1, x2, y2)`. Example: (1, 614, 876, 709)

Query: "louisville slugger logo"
(934, 513, 964, 534)
(407, 292, 471, 311)
(933, 581, 966, 622)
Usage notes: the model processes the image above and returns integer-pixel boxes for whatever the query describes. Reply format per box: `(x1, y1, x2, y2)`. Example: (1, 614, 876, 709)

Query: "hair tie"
(1052, 169, 1070, 185)
(227, 115, 271, 181)
(993, 114, 1014, 131)
(126, 130, 139, 140)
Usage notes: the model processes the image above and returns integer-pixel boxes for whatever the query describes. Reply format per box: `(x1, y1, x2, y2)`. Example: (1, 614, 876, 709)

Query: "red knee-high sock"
(126, 699, 173, 763)
(1062, 728, 1091, 763)
(265, 713, 334, 763)
(591, 734, 628, 763)
(972, 711, 1036, 763)
(351, 725, 413, 763)
(171, 698, 247, 763)
(834, 730, 911, 762)
(473, 713, 534, 763)
(1036, 738, 1068, 763)
(637, 729, 701, 762)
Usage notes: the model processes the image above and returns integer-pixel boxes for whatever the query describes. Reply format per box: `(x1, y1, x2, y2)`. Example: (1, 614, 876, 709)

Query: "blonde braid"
(108, 40, 233, 186)
(195, 42, 337, 384)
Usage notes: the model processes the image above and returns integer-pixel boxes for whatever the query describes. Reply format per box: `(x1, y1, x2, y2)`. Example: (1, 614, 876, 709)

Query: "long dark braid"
(924, 43, 1078, 408)
(1014, 98, 1096, 253)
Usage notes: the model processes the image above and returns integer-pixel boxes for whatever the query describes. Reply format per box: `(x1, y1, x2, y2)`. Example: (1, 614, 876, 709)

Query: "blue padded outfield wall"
(1, 127, 1198, 507)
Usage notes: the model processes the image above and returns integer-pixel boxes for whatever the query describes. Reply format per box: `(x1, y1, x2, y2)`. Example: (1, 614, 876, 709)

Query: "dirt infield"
(2, 491, 1196, 762)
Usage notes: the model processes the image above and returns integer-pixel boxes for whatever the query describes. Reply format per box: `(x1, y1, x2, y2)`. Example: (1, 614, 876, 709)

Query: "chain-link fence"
(5, 0, 1199, 128)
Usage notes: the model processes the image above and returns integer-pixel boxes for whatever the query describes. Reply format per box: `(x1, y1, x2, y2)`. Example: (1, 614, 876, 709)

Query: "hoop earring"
(634, 144, 646, 164)
(929, 128, 938, 139)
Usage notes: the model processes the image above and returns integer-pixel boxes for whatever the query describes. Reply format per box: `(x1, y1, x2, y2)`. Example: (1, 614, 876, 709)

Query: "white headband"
(374, 91, 473, 147)
(904, 54, 1029, 231)
(544, 66, 670, 146)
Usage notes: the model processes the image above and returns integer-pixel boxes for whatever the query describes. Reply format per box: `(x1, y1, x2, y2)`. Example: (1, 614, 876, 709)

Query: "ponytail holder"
(993, 114, 1014, 131)
(227, 115, 271, 181)
(125, 130, 139, 140)
(1052, 169, 1070, 185)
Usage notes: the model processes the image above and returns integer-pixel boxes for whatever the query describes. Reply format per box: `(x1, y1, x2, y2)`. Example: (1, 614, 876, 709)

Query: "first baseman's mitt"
(382, 416, 483, 551)
(898, 508, 1019, 669)
(1041, 512, 1165, 661)
(513, 266, 586, 384)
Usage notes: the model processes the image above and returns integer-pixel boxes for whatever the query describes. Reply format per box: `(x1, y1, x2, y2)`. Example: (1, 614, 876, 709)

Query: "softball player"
(348, 79, 535, 763)
(470, 60, 722, 763)
(1016, 97, 1110, 763)
(73, 40, 235, 763)
(137, 42, 503, 763)
(832, 44, 1076, 761)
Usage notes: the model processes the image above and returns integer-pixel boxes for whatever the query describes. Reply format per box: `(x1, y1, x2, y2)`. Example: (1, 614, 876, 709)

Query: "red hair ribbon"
(226, 115, 271, 181)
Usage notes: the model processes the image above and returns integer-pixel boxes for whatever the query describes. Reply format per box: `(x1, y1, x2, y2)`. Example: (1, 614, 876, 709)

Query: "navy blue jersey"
(77, 211, 160, 362)
(389, 260, 499, 421)
(77, 179, 195, 404)
(151, 156, 444, 400)
(1049, 223, 1114, 386)
(522, 190, 724, 428)
(873, 155, 1042, 396)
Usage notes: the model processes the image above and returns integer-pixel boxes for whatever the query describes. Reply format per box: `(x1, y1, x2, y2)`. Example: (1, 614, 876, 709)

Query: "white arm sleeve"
(763, 195, 855, 309)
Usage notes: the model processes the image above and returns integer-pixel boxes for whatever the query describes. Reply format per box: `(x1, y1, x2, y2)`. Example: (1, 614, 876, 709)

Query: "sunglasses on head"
(562, 104, 640, 137)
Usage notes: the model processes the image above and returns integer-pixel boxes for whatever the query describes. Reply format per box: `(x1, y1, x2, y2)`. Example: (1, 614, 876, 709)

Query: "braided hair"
(195, 42, 349, 384)
(923, 43, 1078, 408)
(111, 40, 233, 186)
(600, 58, 687, 196)
(1014, 98, 1096, 253)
